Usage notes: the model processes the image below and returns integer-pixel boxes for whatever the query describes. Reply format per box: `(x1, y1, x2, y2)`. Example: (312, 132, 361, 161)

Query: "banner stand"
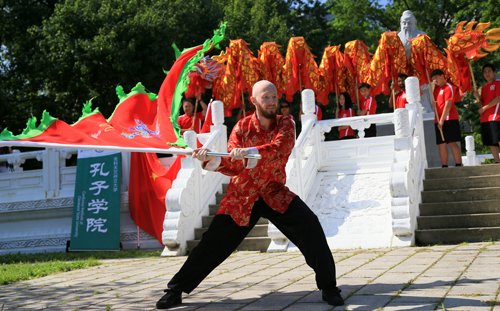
(69, 150, 122, 251)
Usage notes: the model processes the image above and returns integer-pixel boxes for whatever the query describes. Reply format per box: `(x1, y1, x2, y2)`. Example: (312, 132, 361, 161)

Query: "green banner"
(70, 150, 122, 251)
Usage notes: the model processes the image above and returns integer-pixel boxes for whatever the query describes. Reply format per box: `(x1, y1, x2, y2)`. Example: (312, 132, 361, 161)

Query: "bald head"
(252, 80, 277, 98)
(250, 80, 278, 120)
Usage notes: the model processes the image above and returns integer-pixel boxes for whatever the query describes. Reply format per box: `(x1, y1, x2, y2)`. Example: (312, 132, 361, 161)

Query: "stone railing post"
(211, 101, 227, 153)
(7, 149, 25, 172)
(301, 89, 317, 122)
(40, 148, 60, 198)
(406, 76, 428, 168)
(390, 108, 412, 237)
(464, 135, 478, 166)
(390, 76, 426, 246)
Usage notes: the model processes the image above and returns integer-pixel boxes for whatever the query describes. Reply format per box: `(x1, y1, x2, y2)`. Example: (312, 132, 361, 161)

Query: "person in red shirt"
(473, 63, 500, 163)
(431, 69, 462, 167)
(357, 82, 377, 137)
(156, 80, 344, 309)
(389, 73, 409, 109)
(280, 101, 295, 121)
(177, 96, 207, 134)
(336, 92, 355, 139)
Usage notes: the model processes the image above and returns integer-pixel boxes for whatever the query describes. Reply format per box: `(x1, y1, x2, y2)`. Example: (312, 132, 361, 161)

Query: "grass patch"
(0, 249, 161, 285)
(0, 259, 100, 285)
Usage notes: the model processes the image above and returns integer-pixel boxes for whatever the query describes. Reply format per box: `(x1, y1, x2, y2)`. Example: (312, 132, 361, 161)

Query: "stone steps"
(421, 187, 500, 203)
(415, 228, 500, 245)
(186, 184, 270, 253)
(418, 213, 500, 229)
(424, 164, 500, 179)
(423, 175, 500, 191)
(416, 164, 500, 245)
(419, 200, 500, 216)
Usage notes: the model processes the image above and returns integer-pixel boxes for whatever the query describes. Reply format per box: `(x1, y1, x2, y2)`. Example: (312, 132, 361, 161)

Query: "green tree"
(0, 0, 60, 131)
(32, 0, 226, 121)
(1, 0, 226, 133)
(222, 0, 291, 54)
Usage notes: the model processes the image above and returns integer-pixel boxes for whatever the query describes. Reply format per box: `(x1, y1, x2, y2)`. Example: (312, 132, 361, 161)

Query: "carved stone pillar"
(8, 149, 25, 172)
(405, 77, 420, 103)
(394, 109, 410, 137)
(391, 107, 412, 237)
(465, 135, 477, 166)
(302, 89, 315, 115)
(183, 131, 197, 150)
(212, 100, 224, 125)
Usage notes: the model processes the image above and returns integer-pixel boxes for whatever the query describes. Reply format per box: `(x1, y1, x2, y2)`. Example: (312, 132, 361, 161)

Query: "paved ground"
(1, 242, 499, 311)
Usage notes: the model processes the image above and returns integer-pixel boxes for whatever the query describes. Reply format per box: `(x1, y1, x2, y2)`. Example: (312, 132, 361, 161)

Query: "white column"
(464, 135, 477, 166)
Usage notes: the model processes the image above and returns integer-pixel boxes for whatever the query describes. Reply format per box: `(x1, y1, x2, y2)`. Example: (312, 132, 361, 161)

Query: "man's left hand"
(229, 148, 250, 160)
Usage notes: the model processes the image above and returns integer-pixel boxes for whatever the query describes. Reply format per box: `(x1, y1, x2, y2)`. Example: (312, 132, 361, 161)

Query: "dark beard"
(256, 104, 277, 119)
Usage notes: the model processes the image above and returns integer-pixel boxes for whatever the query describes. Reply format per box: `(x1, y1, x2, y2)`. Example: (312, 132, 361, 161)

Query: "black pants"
(167, 196, 337, 293)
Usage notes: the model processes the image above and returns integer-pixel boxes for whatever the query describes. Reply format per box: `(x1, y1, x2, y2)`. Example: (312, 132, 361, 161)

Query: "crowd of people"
(178, 64, 500, 168)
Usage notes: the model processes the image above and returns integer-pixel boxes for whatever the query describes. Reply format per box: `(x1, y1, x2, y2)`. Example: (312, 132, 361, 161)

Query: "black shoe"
(156, 289, 182, 309)
(322, 286, 344, 306)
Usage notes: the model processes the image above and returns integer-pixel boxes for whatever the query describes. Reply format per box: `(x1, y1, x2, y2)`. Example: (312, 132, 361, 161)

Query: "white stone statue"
(398, 10, 425, 58)
(397, 10, 433, 115)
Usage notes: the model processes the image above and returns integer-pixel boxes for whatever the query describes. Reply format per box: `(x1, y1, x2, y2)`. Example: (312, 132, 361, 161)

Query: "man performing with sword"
(156, 80, 344, 309)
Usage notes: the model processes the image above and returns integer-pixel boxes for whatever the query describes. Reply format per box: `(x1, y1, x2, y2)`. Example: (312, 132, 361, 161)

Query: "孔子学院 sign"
(70, 150, 121, 251)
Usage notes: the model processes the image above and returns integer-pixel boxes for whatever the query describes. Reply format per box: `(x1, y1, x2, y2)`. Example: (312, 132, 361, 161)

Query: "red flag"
(200, 99, 213, 133)
(129, 153, 183, 243)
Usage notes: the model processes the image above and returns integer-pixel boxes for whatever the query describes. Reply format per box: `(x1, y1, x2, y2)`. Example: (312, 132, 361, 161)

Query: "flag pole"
(0, 141, 262, 159)
(426, 68, 445, 141)
(191, 87, 201, 131)
(236, 91, 245, 119)
(355, 78, 359, 109)
(334, 71, 339, 113)
(392, 77, 396, 112)
(468, 59, 480, 102)
(335, 84, 339, 114)
(298, 64, 303, 92)
(137, 226, 141, 249)
(242, 91, 245, 115)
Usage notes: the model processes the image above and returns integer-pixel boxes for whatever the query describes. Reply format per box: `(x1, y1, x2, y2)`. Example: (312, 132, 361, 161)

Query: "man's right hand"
(192, 148, 213, 162)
